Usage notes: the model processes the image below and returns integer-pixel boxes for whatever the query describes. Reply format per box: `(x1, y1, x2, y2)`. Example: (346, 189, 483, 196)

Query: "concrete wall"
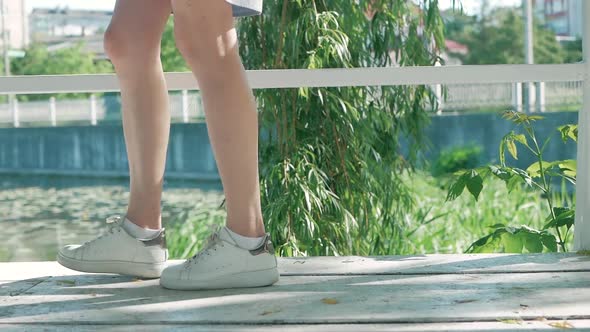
(423, 112, 579, 170)
(0, 112, 580, 180)
(0, 123, 219, 180)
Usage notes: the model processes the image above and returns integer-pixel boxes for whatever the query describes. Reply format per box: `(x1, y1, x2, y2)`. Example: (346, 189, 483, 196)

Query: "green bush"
(446, 112, 577, 253)
(432, 144, 483, 176)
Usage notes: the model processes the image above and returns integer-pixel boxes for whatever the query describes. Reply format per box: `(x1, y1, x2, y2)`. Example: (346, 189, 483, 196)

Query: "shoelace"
(186, 227, 223, 264)
(83, 215, 123, 245)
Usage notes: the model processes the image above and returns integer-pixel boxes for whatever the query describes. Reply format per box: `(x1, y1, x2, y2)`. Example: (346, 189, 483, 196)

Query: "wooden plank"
(1, 272, 588, 325)
(279, 253, 590, 275)
(0, 278, 47, 297)
(0, 64, 584, 95)
(2, 254, 589, 281)
(1, 320, 590, 331)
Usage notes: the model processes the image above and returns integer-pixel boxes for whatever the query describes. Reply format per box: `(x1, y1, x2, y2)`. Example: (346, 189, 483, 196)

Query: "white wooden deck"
(1, 253, 590, 331)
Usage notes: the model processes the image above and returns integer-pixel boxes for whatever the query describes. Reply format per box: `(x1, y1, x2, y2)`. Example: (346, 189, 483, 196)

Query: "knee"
(103, 25, 128, 66)
(174, 21, 238, 70)
(173, 24, 205, 64)
(104, 25, 159, 68)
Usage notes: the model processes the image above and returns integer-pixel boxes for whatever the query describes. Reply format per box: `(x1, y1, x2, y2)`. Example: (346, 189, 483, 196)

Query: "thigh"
(171, 0, 235, 41)
(106, 0, 172, 53)
(171, 0, 238, 64)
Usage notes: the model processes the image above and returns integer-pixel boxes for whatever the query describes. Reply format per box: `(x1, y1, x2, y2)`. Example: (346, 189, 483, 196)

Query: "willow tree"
(237, 0, 446, 256)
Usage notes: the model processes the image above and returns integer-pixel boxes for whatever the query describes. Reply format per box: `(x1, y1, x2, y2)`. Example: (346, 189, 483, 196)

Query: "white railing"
(0, 91, 206, 126)
(0, 7, 588, 251)
(0, 81, 581, 125)
(440, 81, 582, 113)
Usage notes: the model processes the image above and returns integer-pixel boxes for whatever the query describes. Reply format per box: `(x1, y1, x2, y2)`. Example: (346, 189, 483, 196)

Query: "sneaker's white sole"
(57, 253, 166, 279)
(159, 267, 280, 290)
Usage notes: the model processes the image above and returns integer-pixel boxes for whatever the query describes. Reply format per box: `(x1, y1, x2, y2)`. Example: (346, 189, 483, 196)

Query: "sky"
(26, 0, 523, 14)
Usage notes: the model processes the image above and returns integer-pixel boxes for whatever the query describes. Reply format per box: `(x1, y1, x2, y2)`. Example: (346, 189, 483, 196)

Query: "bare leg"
(171, 0, 265, 237)
(104, 0, 172, 229)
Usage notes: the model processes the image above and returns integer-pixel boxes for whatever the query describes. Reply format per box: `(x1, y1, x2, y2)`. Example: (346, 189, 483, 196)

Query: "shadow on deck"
(1, 253, 590, 331)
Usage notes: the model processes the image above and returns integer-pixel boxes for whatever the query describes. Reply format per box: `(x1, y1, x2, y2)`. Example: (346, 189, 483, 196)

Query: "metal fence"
(0, 81, 583, 127)
(440, 81, 583, 113)
(0, 91, 205, 127)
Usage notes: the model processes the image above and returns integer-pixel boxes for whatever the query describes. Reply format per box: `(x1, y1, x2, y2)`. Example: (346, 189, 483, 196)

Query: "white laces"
(83, 215, 124, 245)
(186, 227, 224, 264)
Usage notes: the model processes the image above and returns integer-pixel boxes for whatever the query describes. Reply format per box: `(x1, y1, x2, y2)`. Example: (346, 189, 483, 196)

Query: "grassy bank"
(167, 172, 575, 258)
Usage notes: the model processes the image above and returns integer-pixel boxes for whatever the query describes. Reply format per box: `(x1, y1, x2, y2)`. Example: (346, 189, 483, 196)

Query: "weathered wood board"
(1, 254, 589, 330)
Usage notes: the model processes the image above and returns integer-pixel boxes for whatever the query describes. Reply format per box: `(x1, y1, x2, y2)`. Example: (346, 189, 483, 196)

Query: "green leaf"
(542, 207, 575, 230)
(501, 232, 523, 253)
(558, 159, 577, 178)
(526, 160, 553, 178)
(522, 232, 543, 253)
(507, 140, 518, 160)
(512, 134, 529, 148)
(465, 170, 484, 201)
(541, 233, 558, 252)
(490, 165, 511, 181)
(558, 124, 578, 143)
(446, 171, 467, 201)
(511, 168, 534, 187)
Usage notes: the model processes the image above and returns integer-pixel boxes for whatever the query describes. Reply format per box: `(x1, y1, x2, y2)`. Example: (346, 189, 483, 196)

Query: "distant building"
(30, 7, 112, 41)
(534, 0, 583, 38)
(29, 7, 112, 59)
(0, 0, 29, 50)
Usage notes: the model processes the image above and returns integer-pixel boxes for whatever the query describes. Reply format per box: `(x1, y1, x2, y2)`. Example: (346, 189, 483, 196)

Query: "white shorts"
(226, 0, 263, 17)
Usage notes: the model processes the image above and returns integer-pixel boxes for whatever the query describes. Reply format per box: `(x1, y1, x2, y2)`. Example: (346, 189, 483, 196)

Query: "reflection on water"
(0, 176, 223, 262)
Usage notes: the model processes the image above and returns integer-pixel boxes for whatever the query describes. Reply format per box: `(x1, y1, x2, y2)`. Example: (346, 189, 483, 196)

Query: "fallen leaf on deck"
(260, 309, 282, 316)
(454, 299, 477, 304)
(497, 318, 524, 325)
(321, 298, 339, 304)
(548, 321, 574, 329)
(56, 280, 76, 286)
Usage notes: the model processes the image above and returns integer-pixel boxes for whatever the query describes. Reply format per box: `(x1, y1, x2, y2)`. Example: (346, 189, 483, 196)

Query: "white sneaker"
(57, 215, 168, 279)
(159, 226, 279, 290)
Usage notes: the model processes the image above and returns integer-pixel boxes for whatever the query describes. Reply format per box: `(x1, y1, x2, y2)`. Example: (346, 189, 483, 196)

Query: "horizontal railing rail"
(0, 64, 585, 94)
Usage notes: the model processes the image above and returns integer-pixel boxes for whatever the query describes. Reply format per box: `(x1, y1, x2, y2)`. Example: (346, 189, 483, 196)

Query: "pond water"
(0, 176, 223, 262)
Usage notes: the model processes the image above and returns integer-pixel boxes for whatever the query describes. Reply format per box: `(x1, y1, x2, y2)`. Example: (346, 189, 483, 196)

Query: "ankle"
(224, 226, 266, 250)
(123, 217, 162, 240)
(125, 210, 162, 230)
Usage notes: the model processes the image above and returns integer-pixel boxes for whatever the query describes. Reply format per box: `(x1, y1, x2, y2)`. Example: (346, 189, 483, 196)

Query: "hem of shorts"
(232, 7, 262, 17)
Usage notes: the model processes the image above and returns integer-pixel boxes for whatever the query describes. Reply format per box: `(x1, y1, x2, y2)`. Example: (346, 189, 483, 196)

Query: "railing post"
(49, 96, 57, 126)
(513, 82, 523, 112)
(90, 94, 97, 126)
(536, 82, 546, 113)
(182, 90, 189, 123)
(11, 96, 19, 128)
(574, 0, 590, 252)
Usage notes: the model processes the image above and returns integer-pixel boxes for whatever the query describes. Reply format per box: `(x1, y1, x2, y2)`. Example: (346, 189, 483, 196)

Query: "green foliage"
(237, 0, 445, 256)
(447, 111, 576, 253)
(432, 144, 482, 176)
(166, 208, 226, 259)
(11, 43, 113, 101)
(161, 18, 190, 72)
(446, 8, 566, 65)
(465, 224, 557, 253)
(562, 39, 583, 63)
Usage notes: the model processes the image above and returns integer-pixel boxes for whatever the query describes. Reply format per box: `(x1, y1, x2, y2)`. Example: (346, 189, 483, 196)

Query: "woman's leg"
(104, 0, 172, 230)
(171, 0, 264, 237)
